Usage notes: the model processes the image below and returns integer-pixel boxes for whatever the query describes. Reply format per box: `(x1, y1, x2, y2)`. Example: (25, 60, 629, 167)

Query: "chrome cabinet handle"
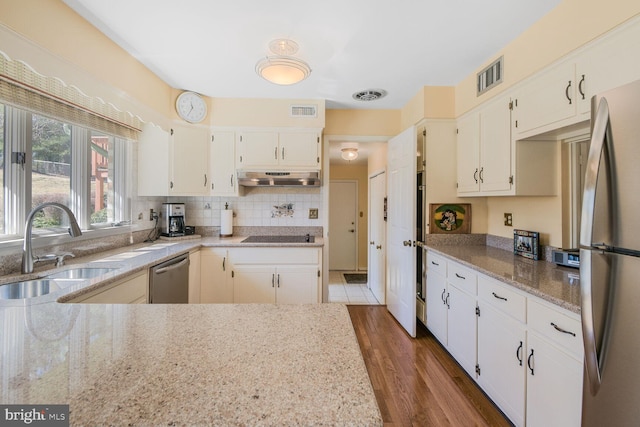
(272, 273, 275, 287)
(473, 168, 478, 184)
(578, 74, 586, 100)
(431, 261, 439, 266)
(277, 274, 280, 287)
(230, 174, 234, 187)
(222, 257, 225, 271)
(274, 146, 278, 160)
(282, 147, 285, 160)
(441, 289, 446, 304)
(492, 292, 508, 301)
(204, 174, 207, 187)
(516, 341, 523, 366)
(551, 322, 576, 337)
(479, 167, 484, 183)
(455, 273, 466, 280)
(445, 292, 450, 309)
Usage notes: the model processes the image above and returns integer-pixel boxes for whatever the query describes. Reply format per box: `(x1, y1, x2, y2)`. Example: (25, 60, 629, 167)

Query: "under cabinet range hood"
(237, 171, 321, 187)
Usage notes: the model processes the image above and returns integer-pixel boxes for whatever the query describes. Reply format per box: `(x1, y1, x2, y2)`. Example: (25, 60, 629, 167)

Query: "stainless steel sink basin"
(47, 267, 117, 280)
(0, 278, 80, 300)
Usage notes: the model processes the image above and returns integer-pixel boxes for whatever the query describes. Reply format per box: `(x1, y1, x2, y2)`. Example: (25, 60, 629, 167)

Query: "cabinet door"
(456, 112, 480, 194)
(278, 132, 320, 169)
(210, 131, 237, 196)
(74, 271, 148, 304)
(171, 124, 209, 195)
(237, 131, 279, 168)
(275, 265, 319, 304)
(526, 333, 583, 427)
(447, 284, 477, 378)
(513, 60, 576, 136)
(477, 303, 526, 427)
(426, 270, 448, 345)
(137, 122, 170, 196)
(479, 95, 512, 193)
(233, 266, 275, 303)
(200, 248, 232, 303)
(188, 251, 201, 303)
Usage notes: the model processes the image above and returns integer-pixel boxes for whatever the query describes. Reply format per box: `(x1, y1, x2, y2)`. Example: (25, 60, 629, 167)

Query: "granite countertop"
(426, 244, 581, 313)
(0, 303, 381, 426)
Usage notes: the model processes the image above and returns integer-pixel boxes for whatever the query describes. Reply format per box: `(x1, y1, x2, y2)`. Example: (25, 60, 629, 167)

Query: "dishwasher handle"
(154, 255, 189, 274)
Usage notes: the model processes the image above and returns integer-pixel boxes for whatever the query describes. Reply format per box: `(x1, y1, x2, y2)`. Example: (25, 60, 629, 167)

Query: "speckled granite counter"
(0, 303, 381, 426)
(426, 244, 581, 313)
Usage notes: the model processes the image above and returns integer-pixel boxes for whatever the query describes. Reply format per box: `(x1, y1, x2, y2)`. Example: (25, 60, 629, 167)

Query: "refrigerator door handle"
(580, 97, 612, 395)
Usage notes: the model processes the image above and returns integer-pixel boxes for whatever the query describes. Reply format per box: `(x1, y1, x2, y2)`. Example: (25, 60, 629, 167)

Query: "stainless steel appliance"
(580, 79, 640, 426)
(237, 171, 321, 187)
(149, 253, 189, 303)
(161, 203, 185, 237)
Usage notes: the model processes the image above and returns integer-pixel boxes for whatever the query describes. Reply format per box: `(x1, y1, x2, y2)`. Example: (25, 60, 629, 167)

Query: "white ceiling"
(62, 0, 560, 111)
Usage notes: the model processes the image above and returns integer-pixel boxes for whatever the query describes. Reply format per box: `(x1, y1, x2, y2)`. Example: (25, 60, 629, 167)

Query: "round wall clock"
(175, 91, 207, 123)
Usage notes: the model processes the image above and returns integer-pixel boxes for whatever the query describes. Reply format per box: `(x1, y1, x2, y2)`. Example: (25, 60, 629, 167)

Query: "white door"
(387, 126, 416, 337)
(329, 181, 357, 270)
(368, 171, 386, 303)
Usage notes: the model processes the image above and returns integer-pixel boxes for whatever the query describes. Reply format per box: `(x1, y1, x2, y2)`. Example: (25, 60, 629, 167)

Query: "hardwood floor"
(348, 305, 512, 427)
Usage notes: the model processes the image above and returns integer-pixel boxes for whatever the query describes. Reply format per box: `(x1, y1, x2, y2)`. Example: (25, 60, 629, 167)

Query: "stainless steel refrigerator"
(580, 79, 640, 426)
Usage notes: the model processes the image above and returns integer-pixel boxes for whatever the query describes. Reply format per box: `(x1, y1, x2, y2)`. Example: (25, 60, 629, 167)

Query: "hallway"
(328, 271, 381, 304)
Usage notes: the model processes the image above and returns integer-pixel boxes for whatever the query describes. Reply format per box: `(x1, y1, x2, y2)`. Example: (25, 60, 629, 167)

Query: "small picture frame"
(429, 203, 472, 234)
(514, 229, 540, 260)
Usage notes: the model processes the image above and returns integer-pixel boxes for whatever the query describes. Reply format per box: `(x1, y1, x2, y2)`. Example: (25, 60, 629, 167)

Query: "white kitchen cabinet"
(229, 247, 321, 304)
(477, 276, 527, 426)
(137, 122, 209, 196)
(200, 248, 233, 303)
(237, 129, 321, 170)
(70, 270, 148, 304)
(171, 124, 209, 195)
(455, 111, 481, 194)
(526, 299, 583, 427)
(209, 130, 239, 196)
(188, 250, 201, 303)
(425, 252, 448, 345)
(447, 283, 477, 377)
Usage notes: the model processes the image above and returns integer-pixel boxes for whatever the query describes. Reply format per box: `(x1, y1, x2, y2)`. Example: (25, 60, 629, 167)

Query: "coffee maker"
(161, 203, 186, 237)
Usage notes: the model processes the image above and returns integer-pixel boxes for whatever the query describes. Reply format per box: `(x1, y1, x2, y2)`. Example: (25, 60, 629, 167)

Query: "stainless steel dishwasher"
(149, 253, 190, 303)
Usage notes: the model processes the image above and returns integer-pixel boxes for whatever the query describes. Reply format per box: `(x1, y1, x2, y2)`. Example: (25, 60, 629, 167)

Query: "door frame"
(368, 169, 386, 303)
(329, 179, 359, 271)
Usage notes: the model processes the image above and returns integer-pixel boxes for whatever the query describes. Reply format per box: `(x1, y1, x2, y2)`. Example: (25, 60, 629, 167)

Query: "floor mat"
(344, 273, 368, 284)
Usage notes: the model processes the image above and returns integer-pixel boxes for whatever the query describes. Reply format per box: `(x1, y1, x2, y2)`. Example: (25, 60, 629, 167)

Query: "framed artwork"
(514, 229, 540, 260)
(429, 203, 472, 234)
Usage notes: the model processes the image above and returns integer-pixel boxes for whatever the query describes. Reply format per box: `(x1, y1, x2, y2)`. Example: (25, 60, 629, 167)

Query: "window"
(1, 103, 131, 238)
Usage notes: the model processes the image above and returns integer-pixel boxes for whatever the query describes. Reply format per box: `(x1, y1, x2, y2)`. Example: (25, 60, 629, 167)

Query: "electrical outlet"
(150, 209, 155, 221)
(309, 208, 319, 219)
(504, 213, 513, 226)
(138, 212, 143, 220)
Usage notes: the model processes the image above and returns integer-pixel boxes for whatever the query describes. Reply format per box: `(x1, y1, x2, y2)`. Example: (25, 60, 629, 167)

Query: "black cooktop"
(241, 235, 315, 243)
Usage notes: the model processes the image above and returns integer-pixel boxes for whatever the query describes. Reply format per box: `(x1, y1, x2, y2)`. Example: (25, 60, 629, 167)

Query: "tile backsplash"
(166, 188, 323, 228)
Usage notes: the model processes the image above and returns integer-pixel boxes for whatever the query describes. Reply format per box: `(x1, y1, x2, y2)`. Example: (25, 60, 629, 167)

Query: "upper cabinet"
(237, 129, 321, 170)
(456, 94, 556, 197)
(209, 130, 239, 197)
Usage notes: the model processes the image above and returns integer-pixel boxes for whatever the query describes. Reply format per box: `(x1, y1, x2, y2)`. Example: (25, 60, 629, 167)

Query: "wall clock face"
(176, 91, 207, 123)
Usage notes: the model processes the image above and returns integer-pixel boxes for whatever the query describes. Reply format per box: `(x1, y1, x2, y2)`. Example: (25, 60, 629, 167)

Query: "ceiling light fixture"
(256, 38, 311, 85)
(341, 142, 359, 161)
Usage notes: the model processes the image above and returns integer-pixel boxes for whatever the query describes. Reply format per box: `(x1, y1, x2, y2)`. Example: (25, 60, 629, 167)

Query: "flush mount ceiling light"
(256, 38, 311, 85)
(341, 142, 359, 161)
(352, 89, 388, 102)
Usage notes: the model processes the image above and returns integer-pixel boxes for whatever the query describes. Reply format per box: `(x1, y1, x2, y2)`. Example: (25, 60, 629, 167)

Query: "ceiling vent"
(290, 104, 317, 118)
(477, 56, 503, 96)
(352, 89, 387, 102)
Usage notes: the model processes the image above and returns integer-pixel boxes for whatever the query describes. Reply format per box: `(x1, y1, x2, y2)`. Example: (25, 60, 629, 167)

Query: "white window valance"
(0, 51, 142, 140)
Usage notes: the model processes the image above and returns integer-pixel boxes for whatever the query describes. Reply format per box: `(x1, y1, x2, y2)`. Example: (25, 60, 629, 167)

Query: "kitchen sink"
(0, 278, 81, 300)
(46, 267, 117, 280)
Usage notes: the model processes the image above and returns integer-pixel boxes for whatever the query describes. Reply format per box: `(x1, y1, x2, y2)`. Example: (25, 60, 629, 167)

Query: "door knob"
(403, 240, 412, 246)
(376, 245, 382, 250)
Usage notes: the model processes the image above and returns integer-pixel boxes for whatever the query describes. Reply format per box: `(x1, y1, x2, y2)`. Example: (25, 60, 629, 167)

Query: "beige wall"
(210, 97, 325, 128)
(456, 1, 640, 116)
(330, 164, 369, 270)
(325, 109, 400, 136)
(401, 86, 456, 129)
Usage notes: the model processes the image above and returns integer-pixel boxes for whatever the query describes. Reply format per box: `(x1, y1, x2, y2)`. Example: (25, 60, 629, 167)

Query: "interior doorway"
(329, 180, 358, 270)
(368, 171, 386, 304)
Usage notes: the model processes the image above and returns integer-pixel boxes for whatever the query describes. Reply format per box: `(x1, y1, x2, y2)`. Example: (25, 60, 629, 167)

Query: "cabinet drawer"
(528, 298, 583, 360)
(478, 275, 526, 323)
(427, 252, 447, 277)
(230, 248, 320, 265)
(447, 262, 477, 295)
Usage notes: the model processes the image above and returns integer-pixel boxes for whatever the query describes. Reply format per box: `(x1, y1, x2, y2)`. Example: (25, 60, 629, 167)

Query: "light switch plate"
(309, 208, 318, 219)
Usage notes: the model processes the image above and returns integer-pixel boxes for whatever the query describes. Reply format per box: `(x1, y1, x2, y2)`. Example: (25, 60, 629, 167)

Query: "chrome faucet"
(22, 202, 83, 274)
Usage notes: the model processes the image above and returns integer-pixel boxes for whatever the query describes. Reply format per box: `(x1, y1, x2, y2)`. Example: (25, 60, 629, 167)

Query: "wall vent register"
(477, 56, 504, 96)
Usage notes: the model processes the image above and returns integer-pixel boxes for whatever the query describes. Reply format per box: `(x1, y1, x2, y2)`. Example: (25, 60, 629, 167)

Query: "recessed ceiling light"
(352, 89, 388, 101)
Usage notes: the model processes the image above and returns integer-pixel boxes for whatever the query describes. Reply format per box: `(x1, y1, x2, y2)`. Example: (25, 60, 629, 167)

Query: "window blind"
(0, 53, 141, 140)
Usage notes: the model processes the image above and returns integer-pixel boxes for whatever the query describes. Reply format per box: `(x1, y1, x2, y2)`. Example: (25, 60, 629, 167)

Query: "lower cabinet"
(426, 250, 583, 426)
(199, 246, 321, 304)
(70, 270, 148, 304)
(200, 248, 232, 303)
(188, 250, 201, 303)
